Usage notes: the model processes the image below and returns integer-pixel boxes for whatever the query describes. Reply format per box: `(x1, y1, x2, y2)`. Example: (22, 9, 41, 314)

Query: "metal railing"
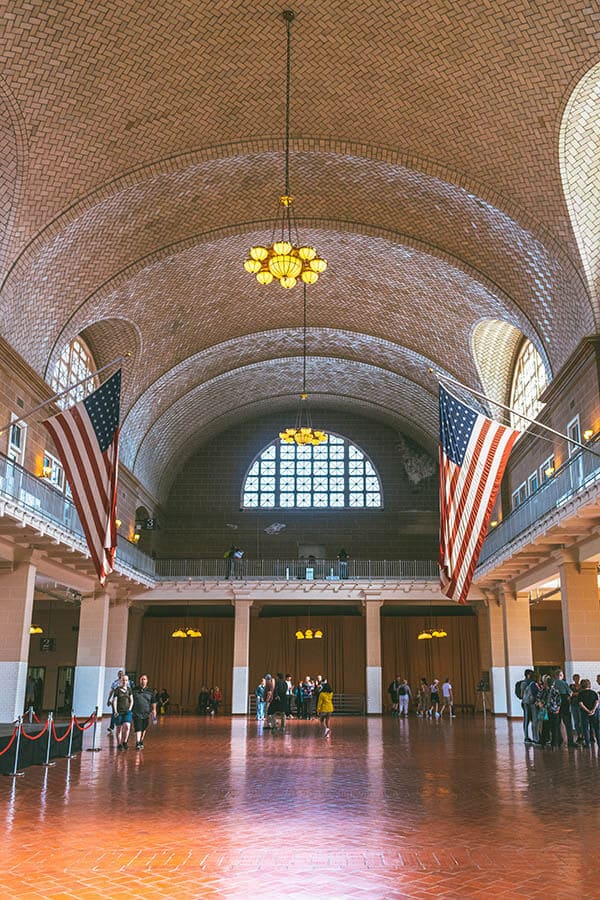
(478, 441, 600, 567)
(249, 693, 365, 716)
(0, 452, 156, 578)
(155, 557, 438, 580)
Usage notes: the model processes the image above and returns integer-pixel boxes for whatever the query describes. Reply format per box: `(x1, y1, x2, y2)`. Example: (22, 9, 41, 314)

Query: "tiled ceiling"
(0, 0, 598, 500)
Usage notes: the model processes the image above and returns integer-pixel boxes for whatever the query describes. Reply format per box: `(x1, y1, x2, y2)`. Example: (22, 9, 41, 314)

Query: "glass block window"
(509, 340, 548, 431)
(51, 337, 98, 409)
(242, 435, 383, 509)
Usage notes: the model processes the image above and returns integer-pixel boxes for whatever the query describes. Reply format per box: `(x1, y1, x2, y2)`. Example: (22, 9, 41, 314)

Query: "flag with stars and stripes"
(439, 383, 519, 604)
(43, 371, 121, 585)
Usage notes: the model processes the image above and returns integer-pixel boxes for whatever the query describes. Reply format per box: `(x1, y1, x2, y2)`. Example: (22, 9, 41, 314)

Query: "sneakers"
(450, 714, 457, 718)
(135, 741, 142, 750)
(107, 727, 114, 734)
(435, 712, 441, 718)
(324, 727, 330, 737)
(117, 743, 124, 751)
(123, 741, 128, 750)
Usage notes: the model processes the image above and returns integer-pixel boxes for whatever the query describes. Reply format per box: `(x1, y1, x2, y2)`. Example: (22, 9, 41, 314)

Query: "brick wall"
(158, 410, 439, 561)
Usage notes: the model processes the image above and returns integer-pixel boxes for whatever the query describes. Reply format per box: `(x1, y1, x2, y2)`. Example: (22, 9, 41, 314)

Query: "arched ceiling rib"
(2, 151, 592, 377)
(133, 357, 440, 501)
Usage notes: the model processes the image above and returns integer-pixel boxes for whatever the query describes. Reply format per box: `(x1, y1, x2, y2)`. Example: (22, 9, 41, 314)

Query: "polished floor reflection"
(0, 715, 597, 898)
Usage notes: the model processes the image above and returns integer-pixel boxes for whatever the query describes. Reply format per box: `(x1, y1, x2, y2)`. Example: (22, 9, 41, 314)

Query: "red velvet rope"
(74, 712, 97, 731)
(51, 718, 74, 743)
(0, 726, 18, 756)
(20, 719, 49, 741)
(31, 712, 41, 724)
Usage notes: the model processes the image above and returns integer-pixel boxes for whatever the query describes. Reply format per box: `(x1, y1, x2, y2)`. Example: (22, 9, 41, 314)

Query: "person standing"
(553, 668, 575, 747)
(440, 678, 456, 718)
(267, 673, 287, 733)
(569, 674, 583, 744)
(388, 677, 400, 716)
(158, 688, 170, 715)
(518, 669, 537, 743)
(112, 672, 133, 750)
(337, 548, 350, 579)
(428, 679, 441, 718)
(210, 686, 222, 715)
(255, 678, 266, 720)
(416, 678, 430, 717)
(132, 675, 157, 751)
(317, 681, 334, 737)
(224, 545, 236, 579)
(578, 679, 600, 747)
(397, 679, 411, 717)
(301, 676, 314, 720)
(107, 668, 125, 734)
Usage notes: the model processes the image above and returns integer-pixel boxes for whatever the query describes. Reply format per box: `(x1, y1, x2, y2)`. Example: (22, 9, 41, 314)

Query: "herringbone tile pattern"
(0, 716, 595, 898)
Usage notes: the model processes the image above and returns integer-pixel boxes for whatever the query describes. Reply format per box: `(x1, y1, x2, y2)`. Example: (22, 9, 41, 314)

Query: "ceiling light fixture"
(279, 284, 327, 446)
(244, 10, 327, 289)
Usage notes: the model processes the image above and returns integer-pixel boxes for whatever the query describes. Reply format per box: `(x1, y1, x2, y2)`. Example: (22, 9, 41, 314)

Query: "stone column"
(0, 558, 37, 723)
(364, 594, 384, 714)
(102, 598, 130, 704)
(478, 599, 508, 714)
(231, 598, 253, 714)
(73, 592, 110, 717)
(126, 605, 146, 677)
(559, 551, 600, 684)
(502, 587, 533, 718)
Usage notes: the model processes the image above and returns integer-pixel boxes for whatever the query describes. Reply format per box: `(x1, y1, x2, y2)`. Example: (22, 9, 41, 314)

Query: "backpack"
(515, 679, 526, 700)
(522, 681, 537, 705)
(398, 685, 407, 696)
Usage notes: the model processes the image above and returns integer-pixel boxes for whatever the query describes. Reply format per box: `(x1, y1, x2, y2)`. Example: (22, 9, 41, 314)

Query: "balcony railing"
(0, 452, 156, 579)
(478, 441, 600, 568)
(155, 558, 438, 580)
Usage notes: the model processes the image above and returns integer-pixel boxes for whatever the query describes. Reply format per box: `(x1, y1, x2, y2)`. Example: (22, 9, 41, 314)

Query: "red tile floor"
(0, 714, 598, 899)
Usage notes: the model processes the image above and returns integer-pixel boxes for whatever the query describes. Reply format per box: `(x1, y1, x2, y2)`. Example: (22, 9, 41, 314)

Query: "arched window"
(509, 340, 548, 430)
(51, 337, 98, 409)
(242, 435, 383, 509)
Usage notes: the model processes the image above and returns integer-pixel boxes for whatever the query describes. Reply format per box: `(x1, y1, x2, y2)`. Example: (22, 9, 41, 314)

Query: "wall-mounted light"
(545, 465, 555, 478)
(40, 465, 53, 479)
(584, 429, 594, 441)
(490, 520, 498, 528)
(115, 519, 122, 528)
(132, 533, 141, 544)
(29, 624, 43, 635)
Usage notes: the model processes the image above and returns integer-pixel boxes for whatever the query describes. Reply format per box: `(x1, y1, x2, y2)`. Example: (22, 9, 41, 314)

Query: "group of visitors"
(388, 676, 456, 718)
(106, 670, 158, 752)
(255, 673, 334, 737)
(517, 668, 600, 748)
(197, 685, 222, 715)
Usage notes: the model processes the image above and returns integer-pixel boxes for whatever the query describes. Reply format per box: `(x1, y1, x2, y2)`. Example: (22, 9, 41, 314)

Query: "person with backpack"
(522, 672, 541, 743)
(397, 679, 411, 717)
(515, 669, 536, 742)
(388, 677, 400, 716)
(255, 677, 266, 721)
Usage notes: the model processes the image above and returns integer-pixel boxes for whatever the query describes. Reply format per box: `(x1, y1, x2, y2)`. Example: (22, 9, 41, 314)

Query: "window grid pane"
(242, 436, 383, 509)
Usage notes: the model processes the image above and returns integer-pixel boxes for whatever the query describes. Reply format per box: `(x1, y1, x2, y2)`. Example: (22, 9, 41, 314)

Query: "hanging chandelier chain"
(303, 283, 307, 394)
(283, 10, 293, 199)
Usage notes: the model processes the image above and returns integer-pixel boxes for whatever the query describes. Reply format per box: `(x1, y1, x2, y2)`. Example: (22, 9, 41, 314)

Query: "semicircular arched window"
(509, 340, 548, 430)
(242, 435, 383, 509)
(51, 336, 98, 409)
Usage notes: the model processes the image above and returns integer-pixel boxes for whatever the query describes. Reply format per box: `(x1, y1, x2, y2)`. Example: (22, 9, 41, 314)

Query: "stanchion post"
(8, 717, 25, 778)
(42, 711, 56, 767)
(85, 706, 102, 752)
(27, 705, 33, 724)
(66, 712, 76, 759)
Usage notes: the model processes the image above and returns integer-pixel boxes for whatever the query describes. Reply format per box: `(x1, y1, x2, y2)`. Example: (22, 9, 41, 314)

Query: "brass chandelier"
(279, 284, 327, 446)
(243, 10, 327, 289)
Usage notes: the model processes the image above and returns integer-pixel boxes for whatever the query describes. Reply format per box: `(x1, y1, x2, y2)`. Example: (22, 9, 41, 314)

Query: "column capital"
(361, 590, 383, 607)
(231, 593, 254, 607)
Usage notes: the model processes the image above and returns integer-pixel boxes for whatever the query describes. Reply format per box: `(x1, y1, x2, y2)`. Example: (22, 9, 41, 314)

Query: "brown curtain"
(140, 617, 234, 711)
(381, 615, 480, 708)
(249, 615, 365, 694)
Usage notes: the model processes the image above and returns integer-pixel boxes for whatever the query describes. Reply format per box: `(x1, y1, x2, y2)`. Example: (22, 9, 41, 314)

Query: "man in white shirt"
(440, 678, 456, 717)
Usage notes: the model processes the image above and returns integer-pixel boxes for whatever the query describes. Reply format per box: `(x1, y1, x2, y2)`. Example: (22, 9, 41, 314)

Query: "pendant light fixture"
(243, 10, 327, 288)
(171, 604, 203, 639)
(295, 605, 324, 640)
(279, 284, 327, 446)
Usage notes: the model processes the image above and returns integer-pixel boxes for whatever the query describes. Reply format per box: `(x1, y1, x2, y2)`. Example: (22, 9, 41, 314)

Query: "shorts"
(133, 715, 149, 733)
(114, 711, 132, 725)
(431, 693, 439, 704)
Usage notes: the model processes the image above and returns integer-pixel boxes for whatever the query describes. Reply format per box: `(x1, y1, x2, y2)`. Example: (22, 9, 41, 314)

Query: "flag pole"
(428, 368, 600, 460)
(0, 353, 129, 436)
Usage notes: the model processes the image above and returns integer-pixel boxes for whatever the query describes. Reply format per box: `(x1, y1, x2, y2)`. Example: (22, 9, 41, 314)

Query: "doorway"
(26, 665, 45, 713)
(56, 665, 75, 713)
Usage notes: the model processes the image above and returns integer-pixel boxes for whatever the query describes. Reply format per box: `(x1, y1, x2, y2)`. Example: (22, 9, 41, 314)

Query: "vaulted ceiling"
(0, 1, 598, 501)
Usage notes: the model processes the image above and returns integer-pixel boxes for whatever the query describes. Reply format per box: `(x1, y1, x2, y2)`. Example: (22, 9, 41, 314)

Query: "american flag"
(439, 384, 519, 603)
(44, 371, 121, 585)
